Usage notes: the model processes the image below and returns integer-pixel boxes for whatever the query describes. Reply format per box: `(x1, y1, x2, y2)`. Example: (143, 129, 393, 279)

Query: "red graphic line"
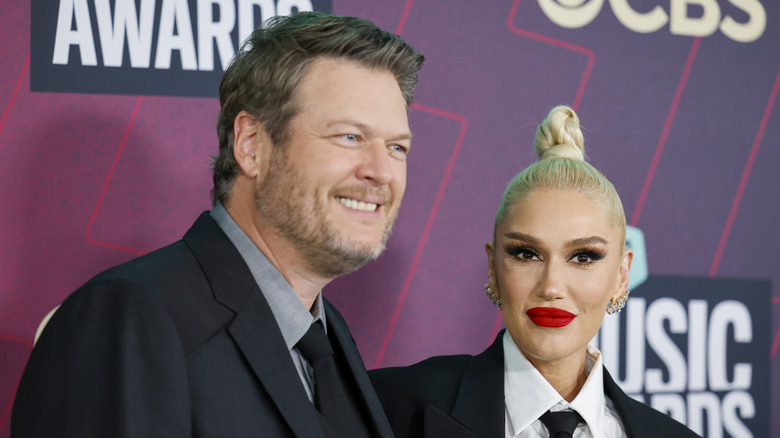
(506, 0, 594, 111)
(488, 312, 504, 347)
(0, 55, 30, 141)
(374, 103, 468, 368)
(709, 64, 780, 277)
(630, 38, 701, 226)
(0, 336, 33, 433)
(85, 96, 146, 255)
(395, 0, 415, 35)
(0, 333, 33, 348)
(771, 295, 780, 359)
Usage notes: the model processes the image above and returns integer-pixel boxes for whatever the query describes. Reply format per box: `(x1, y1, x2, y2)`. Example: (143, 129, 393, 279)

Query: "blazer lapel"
(444, 332, 505, 437)
(184, 212, 325, 438)
(324, 301, 395, 438)
(603, 367, 656, 438)
(424, 405, 475, 437)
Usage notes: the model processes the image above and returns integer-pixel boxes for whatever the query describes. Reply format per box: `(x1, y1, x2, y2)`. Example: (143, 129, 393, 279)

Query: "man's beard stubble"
(254, 147, 399, 279)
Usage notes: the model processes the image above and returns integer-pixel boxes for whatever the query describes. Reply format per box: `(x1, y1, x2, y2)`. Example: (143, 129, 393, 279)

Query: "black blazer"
(369, 331, 700, 438)
(12, 212, 394, 438)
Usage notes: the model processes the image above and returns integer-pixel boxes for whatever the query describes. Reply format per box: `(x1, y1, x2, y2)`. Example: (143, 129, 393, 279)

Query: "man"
(12, 12, 424, 437)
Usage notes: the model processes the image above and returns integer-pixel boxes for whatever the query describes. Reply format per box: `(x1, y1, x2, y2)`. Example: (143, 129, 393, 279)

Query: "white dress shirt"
(503, 331, 627, 437)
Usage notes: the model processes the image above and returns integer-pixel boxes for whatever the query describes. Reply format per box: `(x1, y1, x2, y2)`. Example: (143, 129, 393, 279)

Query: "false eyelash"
(568, 246, 607, 263)
(504, 243, 540, 260)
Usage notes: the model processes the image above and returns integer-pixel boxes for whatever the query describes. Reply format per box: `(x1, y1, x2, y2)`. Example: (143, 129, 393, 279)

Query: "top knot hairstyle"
(494, 105, 627, 243)
(211, 12, 425, 205)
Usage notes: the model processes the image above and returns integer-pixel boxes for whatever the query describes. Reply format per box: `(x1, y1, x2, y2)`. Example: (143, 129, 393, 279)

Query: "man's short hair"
(211, 12, 425, 205)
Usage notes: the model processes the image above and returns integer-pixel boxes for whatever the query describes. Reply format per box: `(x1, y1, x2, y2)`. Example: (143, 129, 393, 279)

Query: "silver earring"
(484, 284, 501, 310)
(251, 153, 256, 158)
(606, 290, 630, 315)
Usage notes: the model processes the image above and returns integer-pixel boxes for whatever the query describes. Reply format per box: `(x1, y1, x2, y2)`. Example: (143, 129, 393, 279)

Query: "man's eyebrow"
(327, 120, 412, 141)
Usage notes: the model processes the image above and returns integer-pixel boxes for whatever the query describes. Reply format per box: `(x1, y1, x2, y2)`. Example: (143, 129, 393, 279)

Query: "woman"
(369, 106, 700, 438)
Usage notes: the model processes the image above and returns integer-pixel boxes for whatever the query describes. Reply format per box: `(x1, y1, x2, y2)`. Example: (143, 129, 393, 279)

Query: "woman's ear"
(485, 242, 498, 298)
(613, 247, 634, 302)
(232, 111, 268, 178)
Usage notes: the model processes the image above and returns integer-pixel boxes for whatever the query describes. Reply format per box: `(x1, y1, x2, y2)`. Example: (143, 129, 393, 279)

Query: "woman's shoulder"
(604, 368, 702, 437)
(369, 353, 482, 436)
(369, 353, 476, 395)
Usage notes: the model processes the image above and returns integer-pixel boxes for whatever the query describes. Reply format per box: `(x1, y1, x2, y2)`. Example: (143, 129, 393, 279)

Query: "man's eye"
(389, 144, 408, 154)
(344, 134, 358, 142)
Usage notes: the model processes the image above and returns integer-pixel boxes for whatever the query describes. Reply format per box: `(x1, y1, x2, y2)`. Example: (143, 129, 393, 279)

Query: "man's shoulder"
(84, 211, 224, 294)
(89, 239, 198, 289)
(53, 225, 235, 355)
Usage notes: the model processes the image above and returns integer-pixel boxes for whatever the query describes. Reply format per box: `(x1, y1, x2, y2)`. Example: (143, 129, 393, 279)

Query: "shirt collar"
(209, 202, 326, 349)
(503, 331, 605, 437)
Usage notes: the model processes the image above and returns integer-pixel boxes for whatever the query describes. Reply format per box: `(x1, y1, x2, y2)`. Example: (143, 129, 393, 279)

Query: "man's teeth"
(337, 197, 378, 212)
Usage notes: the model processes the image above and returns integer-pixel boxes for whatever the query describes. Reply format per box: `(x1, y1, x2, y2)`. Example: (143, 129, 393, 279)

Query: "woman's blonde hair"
(494, 105, 626, 243)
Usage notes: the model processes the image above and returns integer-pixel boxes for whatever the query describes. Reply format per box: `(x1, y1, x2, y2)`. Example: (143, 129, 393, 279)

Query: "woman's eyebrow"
(565, 236, 608, 246)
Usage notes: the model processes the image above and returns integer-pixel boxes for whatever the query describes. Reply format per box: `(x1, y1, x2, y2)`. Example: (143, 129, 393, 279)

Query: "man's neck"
(224, 199, 331, 310)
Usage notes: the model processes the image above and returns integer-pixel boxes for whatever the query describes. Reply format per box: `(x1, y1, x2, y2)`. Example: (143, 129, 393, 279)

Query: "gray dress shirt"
(210, 203, 324, 402)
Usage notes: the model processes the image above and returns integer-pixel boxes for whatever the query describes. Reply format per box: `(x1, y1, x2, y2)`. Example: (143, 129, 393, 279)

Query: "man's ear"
(233, 111, 269, 178)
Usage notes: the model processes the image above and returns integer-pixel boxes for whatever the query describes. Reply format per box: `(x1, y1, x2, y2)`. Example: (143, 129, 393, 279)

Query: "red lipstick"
(526, 307, 576, 328)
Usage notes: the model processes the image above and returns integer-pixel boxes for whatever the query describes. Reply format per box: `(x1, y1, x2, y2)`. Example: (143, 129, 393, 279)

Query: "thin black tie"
(296, 321, 369, 437)
(540, 410, 582, 438)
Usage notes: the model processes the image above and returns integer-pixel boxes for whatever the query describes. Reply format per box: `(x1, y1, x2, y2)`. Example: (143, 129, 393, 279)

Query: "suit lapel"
(324, 301, 395, 438)
(184, 213, 325, 438)
(442, 332, 505, 437)
(424, 405, 476, 437)
(603, 367, 656, 438)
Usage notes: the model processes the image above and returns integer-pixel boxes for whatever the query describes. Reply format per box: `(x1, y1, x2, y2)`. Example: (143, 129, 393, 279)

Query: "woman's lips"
(526, 307, 576, 328)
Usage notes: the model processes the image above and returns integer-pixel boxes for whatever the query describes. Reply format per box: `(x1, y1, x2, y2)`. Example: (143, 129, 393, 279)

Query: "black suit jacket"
(12, 212, 394, 438)
(369, 331, 700, 438)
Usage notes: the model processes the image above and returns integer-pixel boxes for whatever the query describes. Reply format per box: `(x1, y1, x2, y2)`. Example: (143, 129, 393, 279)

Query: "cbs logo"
(538, 0, 766, 43)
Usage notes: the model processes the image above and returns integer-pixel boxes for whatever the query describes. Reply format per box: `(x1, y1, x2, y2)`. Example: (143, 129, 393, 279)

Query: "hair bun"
(533, 105, 585, 161)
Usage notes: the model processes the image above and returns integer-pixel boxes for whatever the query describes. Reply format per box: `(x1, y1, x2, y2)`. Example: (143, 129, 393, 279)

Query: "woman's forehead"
(499, 189, 620, 243)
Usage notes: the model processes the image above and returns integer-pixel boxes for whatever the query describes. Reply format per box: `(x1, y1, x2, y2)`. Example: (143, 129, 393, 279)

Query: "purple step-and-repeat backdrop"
(1, 0, 778, 436)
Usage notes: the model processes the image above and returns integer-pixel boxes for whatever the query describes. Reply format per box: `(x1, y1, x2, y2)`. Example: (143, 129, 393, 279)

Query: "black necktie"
(540, 410, 582, 438)
(296, 321, 369, 437)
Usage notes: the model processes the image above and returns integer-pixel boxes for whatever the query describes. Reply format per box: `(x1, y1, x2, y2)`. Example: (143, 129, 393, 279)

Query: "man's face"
(255, 58, 411, 278)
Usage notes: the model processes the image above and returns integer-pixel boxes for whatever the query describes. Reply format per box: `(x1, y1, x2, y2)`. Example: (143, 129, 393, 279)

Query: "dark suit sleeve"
(12, 278, 191, 438)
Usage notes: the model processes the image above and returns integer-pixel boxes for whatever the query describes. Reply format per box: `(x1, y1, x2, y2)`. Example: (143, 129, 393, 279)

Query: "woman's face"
(486, 188, 632, 366)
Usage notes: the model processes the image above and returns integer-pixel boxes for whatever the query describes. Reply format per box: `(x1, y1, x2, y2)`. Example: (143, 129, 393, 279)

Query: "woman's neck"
(526, 349, 589, 403)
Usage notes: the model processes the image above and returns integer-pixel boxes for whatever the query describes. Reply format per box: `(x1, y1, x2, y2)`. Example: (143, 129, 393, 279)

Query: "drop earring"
(484, 284, 501, 310)
(606, 290, 630, 315)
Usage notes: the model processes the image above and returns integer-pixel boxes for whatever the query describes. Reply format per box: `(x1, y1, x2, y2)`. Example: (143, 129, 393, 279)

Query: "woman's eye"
(507, 246, 539, 261)
(569, 250, 605, 264)
(575, 254, 592, 264)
